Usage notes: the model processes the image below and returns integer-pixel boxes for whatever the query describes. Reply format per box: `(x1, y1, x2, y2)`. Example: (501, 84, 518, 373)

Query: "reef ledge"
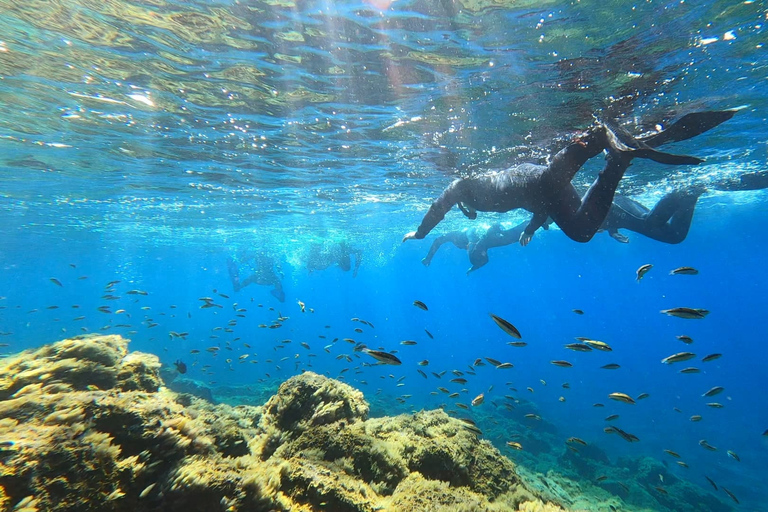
(0, 335, 564, 512)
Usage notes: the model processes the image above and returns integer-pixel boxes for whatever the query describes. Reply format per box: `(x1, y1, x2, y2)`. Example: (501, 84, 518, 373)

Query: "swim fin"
(603, 121, 704, 166)
(639, 110, 738, 148)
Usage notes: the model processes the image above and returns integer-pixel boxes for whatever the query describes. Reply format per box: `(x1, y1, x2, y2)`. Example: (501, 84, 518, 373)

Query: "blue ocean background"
(1, 0, 767, 510)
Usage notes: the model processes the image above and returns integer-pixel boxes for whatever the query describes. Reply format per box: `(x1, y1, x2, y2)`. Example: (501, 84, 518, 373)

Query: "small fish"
(636, 264, 653, 282)
(413, 300, 428, 311)
(363, 349, 401, 365)
(506, 441, 523, 450)
(297, 300, 306, 312)
(173, 359, 187, 374)
(417, 369, 427, 379)
(567, 437, 587, 446)
(551, 360, 573, 368)
(424, 329, 433, 339)
(722, 487, 739, 504)
(676, 461, 689, 468)
(702, 386, 724, 397)
(496, 362, 514, 369)
(354, 328, 364, 333)
(471, 394, 484, 406)
(660, 308, 710, 319)
(701, 353, 722, 362)
(663, 449, 680, 458)
(601, 364, 621, 370)
(636, 393, 650, 400)
(489, 313, 521, 339)
(604, 426, 640, 442)
(676, 335, 694, 344)
(690, 415, 702, 422)
(679, 367, 700, 374)
(506, 341, 527, 347)
(450, 378, 467, 385)
(524, 414, 541, 420)
(418, 360, 429, 366)
(485, 357, 502, 367)
(50, 278, 63, 287)
(456, 403, 469, 410)
(584, 339, 612, 352)
(605, 414, 619, 421)
(572, 309, 584, 315)
(126, 289, 148, 295)
(609, 392, 635, 405)
(670, 266, 699, 275)
(698, 439, 717, 451)
(595, 476, 608, 482)
(706, 402, 724, 408)
(705, 475, 717, 490)
(565, 343, 592, 352)
(661, 352, 696, 364)
(726, 450, 740, 462)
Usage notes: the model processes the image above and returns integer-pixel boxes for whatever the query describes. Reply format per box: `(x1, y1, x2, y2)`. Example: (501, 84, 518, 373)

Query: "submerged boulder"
(0, 335, 562, 512)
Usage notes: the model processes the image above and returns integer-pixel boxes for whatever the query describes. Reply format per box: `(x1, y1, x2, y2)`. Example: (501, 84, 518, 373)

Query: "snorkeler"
(603, 171, 768, 244)
(306, 241, 362, 277)
(227, 254, 285, 302)
(402, 110, 737, 246)
(423, 170, 768, 272)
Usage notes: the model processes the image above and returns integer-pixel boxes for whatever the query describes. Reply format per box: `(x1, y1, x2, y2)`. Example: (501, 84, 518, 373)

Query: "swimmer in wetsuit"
(306, 241, 362, 277)
(227, 254, 285, 302)
(603, 171, 768, 244)
(403, 110, 738, 246)
(422, 170, 768, 271)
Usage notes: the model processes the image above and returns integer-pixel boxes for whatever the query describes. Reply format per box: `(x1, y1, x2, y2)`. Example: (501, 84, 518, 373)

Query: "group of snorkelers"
(228, 108, 768, 297)
(405, 109, 768, 272)
(227, 240, 362, 302)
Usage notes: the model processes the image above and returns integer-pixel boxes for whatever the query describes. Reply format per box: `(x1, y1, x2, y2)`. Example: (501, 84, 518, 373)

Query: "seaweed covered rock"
(0, 335, 560, 512)
(261, 370, 369, 432)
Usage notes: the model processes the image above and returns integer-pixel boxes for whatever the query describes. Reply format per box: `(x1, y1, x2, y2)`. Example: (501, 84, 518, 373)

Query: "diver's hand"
(403, 231, 418, 242)
(519, 231, 533, 247)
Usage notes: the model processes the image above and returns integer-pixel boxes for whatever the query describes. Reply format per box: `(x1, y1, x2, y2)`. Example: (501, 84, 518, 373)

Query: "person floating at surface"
(422, 170, 768, 272)
(227, 254, 285, 302)
(306, 241, 362, 277)
(402, 110, 738, 246)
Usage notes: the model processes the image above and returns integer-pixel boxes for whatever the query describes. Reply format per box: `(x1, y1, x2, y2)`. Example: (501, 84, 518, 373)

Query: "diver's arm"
(422, 232, 466, 266)
(404, 179, 466, 241)
(519, 211, 549, 247)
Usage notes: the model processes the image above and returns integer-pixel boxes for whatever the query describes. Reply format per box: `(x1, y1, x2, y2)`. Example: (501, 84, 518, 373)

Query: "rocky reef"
(0, 335, 563, 512)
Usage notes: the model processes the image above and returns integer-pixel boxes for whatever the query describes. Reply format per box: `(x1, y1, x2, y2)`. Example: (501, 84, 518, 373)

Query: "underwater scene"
(1, 0, 767, 511)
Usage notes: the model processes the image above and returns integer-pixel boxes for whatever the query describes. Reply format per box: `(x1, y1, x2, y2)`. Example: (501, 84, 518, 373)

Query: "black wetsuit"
(306, 242, 362, 277)
(406, 110, 736, 244)
(227, 256, 285, 302)
(422, 169, 768, 271)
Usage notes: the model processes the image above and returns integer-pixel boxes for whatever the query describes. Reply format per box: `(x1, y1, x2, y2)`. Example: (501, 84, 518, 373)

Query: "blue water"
(1, 0, 767, 510)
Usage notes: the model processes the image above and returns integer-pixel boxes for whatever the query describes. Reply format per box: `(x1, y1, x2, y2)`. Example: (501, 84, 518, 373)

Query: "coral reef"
(0, 335, 561, 512)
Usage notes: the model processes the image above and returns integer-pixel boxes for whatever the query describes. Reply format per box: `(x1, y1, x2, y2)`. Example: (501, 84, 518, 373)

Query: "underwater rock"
(0, 335, 563, 512)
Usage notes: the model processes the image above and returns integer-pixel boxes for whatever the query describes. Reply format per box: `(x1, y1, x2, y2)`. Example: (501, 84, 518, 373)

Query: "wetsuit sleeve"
(414, 179, 466, 239)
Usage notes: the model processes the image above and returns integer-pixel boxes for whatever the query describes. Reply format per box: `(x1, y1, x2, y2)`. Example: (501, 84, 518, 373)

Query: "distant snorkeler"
(306, 241, 362, 277)
(227, 254, 285, 302)
(403, 109, 738, 246)
(423, 171, 768, 273)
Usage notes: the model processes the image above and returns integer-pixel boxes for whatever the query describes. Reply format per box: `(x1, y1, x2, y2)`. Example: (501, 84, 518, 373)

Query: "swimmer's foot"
(602, 122, 704, 166)
(712, 170, 768, 192)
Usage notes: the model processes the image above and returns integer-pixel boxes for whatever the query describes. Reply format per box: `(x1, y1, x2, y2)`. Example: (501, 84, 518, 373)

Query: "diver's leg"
(712, 170, 768, 192)
(227, 258, 243, 292)
(640, 190, 703, 244)
(548, 153, 632, 242)
(422, 232, 467, 266)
